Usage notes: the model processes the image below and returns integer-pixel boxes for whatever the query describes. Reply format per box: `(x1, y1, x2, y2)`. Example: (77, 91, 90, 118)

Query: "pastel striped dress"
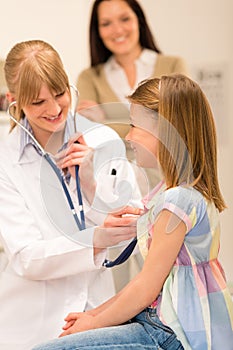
(137, 181, 233, 350)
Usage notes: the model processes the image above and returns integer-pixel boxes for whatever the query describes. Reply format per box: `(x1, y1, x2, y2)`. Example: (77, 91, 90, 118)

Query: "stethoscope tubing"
(7, 100, 86, 231)
(44, 153, 84, 231)
(102, 236, 137, 268)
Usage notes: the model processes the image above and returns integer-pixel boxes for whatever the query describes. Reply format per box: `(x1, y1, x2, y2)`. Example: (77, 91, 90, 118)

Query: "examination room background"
(0, 0, 232, 291)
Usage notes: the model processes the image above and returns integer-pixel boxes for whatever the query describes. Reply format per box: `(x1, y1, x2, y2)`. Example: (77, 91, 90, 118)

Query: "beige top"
(0, 60, 6, 92)
(104, 49, 157, 105)
(77, 54, 188, 137)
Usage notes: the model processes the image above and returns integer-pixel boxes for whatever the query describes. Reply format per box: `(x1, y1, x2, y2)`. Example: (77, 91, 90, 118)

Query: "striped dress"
(137, 181, 233, 349)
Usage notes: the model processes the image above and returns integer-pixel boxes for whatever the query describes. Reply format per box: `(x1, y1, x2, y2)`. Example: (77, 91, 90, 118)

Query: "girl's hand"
(59, 312, 98, 337)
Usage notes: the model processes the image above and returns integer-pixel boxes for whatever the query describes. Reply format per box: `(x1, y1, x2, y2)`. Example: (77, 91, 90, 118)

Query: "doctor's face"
(22, 84, 70, 137)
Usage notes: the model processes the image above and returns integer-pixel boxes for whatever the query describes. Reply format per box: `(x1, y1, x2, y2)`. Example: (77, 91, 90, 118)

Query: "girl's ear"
(6, 91, 15, 103)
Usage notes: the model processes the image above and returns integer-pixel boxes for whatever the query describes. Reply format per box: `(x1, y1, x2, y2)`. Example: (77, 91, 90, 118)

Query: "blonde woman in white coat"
(0, 40, 142, 350)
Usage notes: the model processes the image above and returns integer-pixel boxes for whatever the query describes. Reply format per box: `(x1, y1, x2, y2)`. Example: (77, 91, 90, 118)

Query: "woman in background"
(77, 0, 188, 131)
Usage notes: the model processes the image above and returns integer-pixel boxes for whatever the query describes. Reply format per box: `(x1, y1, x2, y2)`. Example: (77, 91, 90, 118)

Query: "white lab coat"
(0, 114, 141, 349)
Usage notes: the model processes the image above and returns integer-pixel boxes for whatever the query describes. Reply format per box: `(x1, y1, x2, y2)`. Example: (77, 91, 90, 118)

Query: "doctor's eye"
(55, 91, 66, 98)
(31, 99, 44, 106)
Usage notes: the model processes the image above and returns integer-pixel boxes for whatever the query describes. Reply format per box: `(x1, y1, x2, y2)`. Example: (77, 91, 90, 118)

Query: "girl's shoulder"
(151, 186, 208, 229)
(162, 185, 204, 212)
(151, 185, 203, 207)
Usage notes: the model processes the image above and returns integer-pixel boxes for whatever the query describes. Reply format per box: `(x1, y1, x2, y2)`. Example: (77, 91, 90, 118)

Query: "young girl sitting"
(33, 74, 233, 350)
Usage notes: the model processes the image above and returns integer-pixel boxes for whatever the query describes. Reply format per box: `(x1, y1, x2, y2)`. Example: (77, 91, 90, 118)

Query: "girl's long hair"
(128, 74, 226, 212)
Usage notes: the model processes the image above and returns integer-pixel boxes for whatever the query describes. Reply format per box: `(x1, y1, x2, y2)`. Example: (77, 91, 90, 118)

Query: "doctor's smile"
(42, 111, 63, 122)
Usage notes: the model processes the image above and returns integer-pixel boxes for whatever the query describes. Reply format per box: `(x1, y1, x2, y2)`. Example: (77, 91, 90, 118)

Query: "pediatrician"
(0, 40, 142, 350)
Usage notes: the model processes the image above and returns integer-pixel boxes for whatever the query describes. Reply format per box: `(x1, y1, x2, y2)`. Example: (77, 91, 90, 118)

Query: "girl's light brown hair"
(128, 74, 226, 212)
(4, 40, 70, 130)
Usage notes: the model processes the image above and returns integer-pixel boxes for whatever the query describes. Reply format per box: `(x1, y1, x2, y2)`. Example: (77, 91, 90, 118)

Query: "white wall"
(0, 0, 92, 84)
(0, 0, 232, 284)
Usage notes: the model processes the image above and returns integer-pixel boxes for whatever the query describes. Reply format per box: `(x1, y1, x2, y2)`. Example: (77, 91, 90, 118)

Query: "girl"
(33, 74, 233, 349)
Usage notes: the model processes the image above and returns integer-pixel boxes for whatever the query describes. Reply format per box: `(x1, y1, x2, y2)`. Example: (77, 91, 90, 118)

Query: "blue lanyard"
(44, 154, 86, 231)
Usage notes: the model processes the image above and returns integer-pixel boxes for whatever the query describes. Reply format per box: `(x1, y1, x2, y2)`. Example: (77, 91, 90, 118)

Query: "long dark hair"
(89, 0, 162, 66)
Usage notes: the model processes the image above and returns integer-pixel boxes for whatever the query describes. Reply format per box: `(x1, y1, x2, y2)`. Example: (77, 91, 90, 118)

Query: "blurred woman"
(77, 0, 188, 132)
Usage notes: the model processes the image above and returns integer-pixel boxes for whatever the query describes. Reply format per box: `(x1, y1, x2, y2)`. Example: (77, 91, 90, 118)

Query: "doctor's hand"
(93, 206, 143, 254)
(55, 134, 96, 203)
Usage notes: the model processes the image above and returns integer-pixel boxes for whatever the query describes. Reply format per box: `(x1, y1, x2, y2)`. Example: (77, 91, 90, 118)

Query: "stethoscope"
(7, 84, 85, 231)
(6, 85, 138, 268)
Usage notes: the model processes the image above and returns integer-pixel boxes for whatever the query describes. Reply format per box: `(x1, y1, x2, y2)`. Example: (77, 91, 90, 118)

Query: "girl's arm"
(60, 209, 186, 336)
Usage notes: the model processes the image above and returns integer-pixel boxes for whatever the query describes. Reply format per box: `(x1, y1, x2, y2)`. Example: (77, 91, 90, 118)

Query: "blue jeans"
(32, 308, 184, 350)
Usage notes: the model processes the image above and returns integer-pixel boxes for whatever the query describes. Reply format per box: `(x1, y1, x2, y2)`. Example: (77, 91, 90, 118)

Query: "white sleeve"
(0, 163, 106, 281)
(82, 124, 143, 222)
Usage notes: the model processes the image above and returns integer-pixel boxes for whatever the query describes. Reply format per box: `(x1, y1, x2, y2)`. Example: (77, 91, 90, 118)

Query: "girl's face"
(126, 104, 158, 168)
(98, 0, 141, 58)
(22, 84, 70, 144)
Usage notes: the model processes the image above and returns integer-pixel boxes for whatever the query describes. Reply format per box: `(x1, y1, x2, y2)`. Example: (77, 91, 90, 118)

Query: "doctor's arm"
(0, 165, 137, 281)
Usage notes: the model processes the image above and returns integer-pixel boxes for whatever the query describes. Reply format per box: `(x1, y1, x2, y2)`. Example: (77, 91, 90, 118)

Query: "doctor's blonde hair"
(128, 74, 226, 212)
(4, 40, 70, 130)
